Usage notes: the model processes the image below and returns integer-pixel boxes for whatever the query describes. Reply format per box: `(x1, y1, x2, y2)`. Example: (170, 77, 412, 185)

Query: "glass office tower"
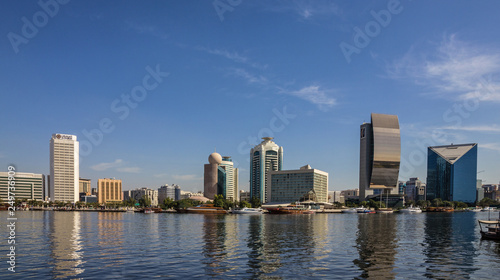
(426, 143, 477, 203)
(250, 137, 283, 203)
(359, 113, 401, 201)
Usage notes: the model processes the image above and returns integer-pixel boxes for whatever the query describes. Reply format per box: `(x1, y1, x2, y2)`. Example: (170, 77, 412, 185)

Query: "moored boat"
(376, 208, 394, 214)
(478, 219, 500, 240)
(184, 204, 228, 214)
(400, 206, 422, 213)
(267, 204, 315, 214)
(231, 207, 263, 214)
(342, 208, 358, 213)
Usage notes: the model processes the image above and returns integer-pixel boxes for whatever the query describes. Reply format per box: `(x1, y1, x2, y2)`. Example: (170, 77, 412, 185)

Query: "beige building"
(97, 178, 122, 204)
(79, 178, 91, 194)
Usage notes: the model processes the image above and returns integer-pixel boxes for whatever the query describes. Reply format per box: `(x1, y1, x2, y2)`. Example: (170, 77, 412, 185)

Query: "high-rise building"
(204, 153, 238, 201)
(97, 178, 122, 204)
(250, 137, 283, 203)
(426, 143, 477, 203)
(359, 114, 401, 201)
(204, 152, 222, 200)
(50, 134, 79, 202)
(79, 178, 91, 194)
(175, 185, 181, 201)
(268, 165, 328, 203)
(0, 172, 44, 201)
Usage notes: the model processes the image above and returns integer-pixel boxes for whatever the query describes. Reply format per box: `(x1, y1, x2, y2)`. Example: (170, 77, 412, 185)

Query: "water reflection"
(354, 214, 398, 279)
(49, 212, 84, 279)
(423, 213, 478, 279)
(202, 214, 229, 276)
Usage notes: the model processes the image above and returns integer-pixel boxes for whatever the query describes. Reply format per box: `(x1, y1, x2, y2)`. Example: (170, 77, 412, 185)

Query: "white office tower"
(50, 134, 79, 202)
(250, 137, 283, 203)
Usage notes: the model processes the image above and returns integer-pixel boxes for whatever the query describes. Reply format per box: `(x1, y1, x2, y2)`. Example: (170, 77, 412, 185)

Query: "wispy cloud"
(195, 46, 267, 69)
(387, 34, 500, 102)
(154, 173, 168, 178)
(438, 125, 500, 133)
(91, 159, 141, 173)
(90, 159, 123, 171)
(481, 143, 500, 153)
(263, 0, 342, 20)
(172, 174, 202, 181)
(116, 167, 141, 173)
(280, 85, 336, 110)
(125, 21, 168, 40)
(231, 68, 269, 85)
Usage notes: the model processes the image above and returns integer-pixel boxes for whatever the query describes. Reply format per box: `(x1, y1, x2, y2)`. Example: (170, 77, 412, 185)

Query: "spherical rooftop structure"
(208, 152, 222, 164)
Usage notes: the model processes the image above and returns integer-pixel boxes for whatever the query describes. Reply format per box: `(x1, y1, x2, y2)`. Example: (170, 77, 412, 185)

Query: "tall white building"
(50, 134, 79, 202)
(220, 156, 238, 202)
(250, 137, 283, 203)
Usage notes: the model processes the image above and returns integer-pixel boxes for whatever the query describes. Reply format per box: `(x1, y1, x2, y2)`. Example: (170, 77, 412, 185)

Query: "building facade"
(250, 137, 283, 203)
(79, 178, 91, 194)
(204, 152, 239, 201)
(239, 190, 250, 202)
(483, 184, 500, 201)
(426, 143, 477, 203)
(130, 188, 158, 206)
(97, 178, 122, 204)
(0, 172, 44, 201)
(267, 165, 328, 203)
(50, 134, 79, 202)
(405, 177, 426, 202)
(359, 113, 401, 201)
(158, 184, 179, 203)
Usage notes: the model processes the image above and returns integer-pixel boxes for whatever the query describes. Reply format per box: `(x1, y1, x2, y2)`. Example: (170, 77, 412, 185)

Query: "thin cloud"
(263, 0, 342, 20)
(116, 167, 141, 173)
(90, 159, 123, 171)
(172, 174, 202, 181)
(438, 125, 500, 133)
(154, 173, 168, 178)
(195, 46, 267, 69)
(387, 34, 500, 102)
(481, 143, 500, 153)
(231, 68, 268, 85)
(281, 85, 336, 110)
(125, 21, 168, 40)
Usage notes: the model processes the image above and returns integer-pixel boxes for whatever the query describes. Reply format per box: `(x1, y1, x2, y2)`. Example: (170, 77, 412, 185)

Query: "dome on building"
(208, 152, 222, 164)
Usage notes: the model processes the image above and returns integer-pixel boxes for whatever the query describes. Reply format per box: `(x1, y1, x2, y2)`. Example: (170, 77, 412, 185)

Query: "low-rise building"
(267, 165, 328, 203)
(239, 190, 250, 202)
(130, 188, 159, 206)
(0, 172, 45, 201)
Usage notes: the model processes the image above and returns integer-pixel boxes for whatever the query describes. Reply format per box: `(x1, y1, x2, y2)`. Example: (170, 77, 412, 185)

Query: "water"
(1, 211, 499, 279)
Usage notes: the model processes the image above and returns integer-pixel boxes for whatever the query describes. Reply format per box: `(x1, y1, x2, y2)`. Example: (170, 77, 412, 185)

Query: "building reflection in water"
(202, 214, 229, 276)
(246, 215, 320, 278)
(49, 211, 84, 279)
(354, 214, 398, 279)
(423, 213, 477, 279)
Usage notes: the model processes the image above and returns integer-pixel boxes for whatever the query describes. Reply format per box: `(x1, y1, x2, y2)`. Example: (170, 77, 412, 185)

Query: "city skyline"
(2, 1, 500, 192)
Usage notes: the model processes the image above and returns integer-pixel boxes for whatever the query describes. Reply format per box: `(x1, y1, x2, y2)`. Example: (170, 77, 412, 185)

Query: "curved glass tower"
(359, 113, 401, 200)
(250, 137, 283, 203)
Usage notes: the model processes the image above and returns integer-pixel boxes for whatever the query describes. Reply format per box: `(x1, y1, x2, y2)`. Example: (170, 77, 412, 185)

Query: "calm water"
(1, 211, 499, 279)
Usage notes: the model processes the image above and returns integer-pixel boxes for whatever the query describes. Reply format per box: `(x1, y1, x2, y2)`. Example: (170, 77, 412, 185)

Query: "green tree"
(213, 194, 225, 208)
(443, 200, 454, 207)
(239, 200, 251, 208)
(432, 198, 442, 207)
(162, 197, 175, 209)
(250, 197, 261, 208)
(139, 195, 152, 207)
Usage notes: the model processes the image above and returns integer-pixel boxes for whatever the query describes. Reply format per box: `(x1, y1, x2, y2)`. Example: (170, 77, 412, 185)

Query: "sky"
(1, 0, 500, 192)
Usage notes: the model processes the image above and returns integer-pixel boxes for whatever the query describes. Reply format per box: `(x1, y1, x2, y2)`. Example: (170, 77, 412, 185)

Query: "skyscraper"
(250, 137, 283, 203)
(359, 113, 401, 201)
(204, 153, 238, 201)
(50, 134, 79, 202)
(426, 143, 477, 203)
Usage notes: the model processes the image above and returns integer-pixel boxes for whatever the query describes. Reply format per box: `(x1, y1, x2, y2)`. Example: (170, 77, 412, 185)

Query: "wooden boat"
(478, 219, 500, 240)
(376, 208, 394, 214)
(184, 204, 228, 214)
(267, 204, 315, 214)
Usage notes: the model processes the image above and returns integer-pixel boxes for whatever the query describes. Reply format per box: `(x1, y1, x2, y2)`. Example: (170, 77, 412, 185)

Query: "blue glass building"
(426, 143, 477, 203)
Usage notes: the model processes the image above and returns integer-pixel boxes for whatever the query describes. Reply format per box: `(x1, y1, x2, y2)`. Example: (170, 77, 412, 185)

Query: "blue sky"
(1, 0, 500, 192)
